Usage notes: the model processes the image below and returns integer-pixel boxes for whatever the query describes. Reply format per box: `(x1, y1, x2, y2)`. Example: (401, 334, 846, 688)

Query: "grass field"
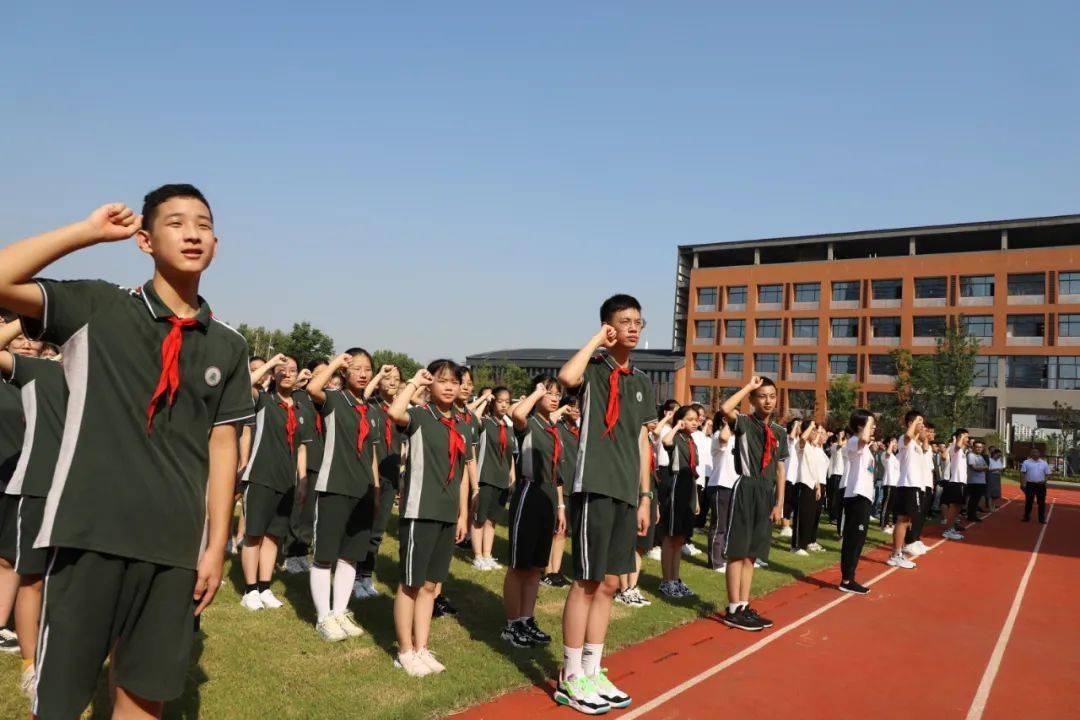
(1, 511, 898, 719)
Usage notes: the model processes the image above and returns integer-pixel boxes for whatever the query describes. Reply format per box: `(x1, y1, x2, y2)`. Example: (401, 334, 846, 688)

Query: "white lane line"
(964, 500, 1056, 720)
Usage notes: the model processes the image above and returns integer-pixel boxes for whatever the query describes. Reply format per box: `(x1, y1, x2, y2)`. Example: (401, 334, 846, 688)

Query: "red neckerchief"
(649, 442, 657, 473)
(354, 402, 370, 455)
(382, 404, 394, 452)
(544, 421, 563, 481)
(761, 419, 778, 472)
(315, 413, 324, 436)
(278, 399, 298, 451)
(437, 408, 466, 486)
(565, 421, 580, 439)
(603, 364, 633, 438)
(682, 431, 698, 476)
(146, 316, 199, 432)
(497, 419, 508, 456)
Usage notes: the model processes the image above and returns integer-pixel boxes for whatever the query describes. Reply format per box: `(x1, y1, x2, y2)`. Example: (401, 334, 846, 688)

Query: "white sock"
(739, 602, 748, 611)
(310, 565, 332, 622)
(582, 642, 603, 677)
(728, 602, 740, 613)
(563, 646, 584, 678)
(332, 559, 357, 614)
(517, 616, 530, 624)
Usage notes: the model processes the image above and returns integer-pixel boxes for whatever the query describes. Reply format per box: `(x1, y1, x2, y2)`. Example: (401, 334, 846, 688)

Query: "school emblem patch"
(205, 366, 222, 387)
(636, 391, 643, 402)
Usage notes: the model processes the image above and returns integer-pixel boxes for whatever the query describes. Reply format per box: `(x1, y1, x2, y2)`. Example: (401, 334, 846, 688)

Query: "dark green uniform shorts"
(243, 482, 294, 539)
(472, 482, 505, 527)
(313, 490, 375, 565)
(724, 475, 775, 561)
(399, 518, 455, 587)
(0, 493, 19, 564)
(12, 496, 49, 575)
(571, 492, 637, 582)
(507, 481, 556, 570)
(33, 548, 196, 719)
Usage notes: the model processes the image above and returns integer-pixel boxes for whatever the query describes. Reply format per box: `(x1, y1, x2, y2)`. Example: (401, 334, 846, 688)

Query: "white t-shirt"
(843, 436, 875, 501)
(949, 445, 968, 485)
(897, 437, 925, 489)
(708, 433, 738, 489)
(883, 452, 900, 487)
(786, 438, 800, 485)
(1021, 458, 1051, 483)
(920, 448, 935, 489)
(799, 444, 829, 488)
(967, 452, 988, 485)
(827, 444, 847, 477)
(653, 432, 670, 468)
(692, 430, 713, 488)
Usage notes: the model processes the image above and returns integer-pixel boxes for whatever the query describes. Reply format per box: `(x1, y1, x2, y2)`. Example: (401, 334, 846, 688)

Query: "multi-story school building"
(672, 213, 1080, 437)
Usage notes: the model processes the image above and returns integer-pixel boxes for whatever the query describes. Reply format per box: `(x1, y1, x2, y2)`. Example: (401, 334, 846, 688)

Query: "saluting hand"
(747, 375, 764, 390)
(85, 203, 142, 243)
(411, 369, 434, 388)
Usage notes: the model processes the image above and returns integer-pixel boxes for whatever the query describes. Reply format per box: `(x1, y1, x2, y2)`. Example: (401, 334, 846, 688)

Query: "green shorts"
(571, 492, 637, 582)
(243, 482, 293, 539)
(34, 548, 196, 718)
(724, 475, 775, 561)
(0, 493, 18, 564)
(472, 483, 506, 527)
(399, 518, 455, 587)
(508, 481, 556, 570)
(14, 496, 49, 575)
(313, 490, 375, 565)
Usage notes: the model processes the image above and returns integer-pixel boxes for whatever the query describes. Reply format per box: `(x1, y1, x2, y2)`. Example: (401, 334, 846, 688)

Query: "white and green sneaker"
(554, 672, 611, 715)
(590, 669, 631, 709)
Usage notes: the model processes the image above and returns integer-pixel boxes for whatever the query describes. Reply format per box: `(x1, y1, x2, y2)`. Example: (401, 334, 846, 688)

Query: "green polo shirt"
(732, 412, 789, 484)
(0, 382, 22, 491)
(21, 279, 254, 569)
(455, 405, 481, 454)
(477, 415, 514, 489)
(669, 431, 695, 475)
(4, 355, 66, 498)
(293, 388, 324, 473)
(314, 388, 378, 498)
(400, 403, 470, 523)
(572, 354, 655, 507)
(517, 414, 563, 505)
(243, 390, 312, 492)
(368, 398, 405, 488)
(558, 420, 580, 485)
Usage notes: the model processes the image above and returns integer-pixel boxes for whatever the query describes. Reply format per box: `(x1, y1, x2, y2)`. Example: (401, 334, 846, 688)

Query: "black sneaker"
(721, 607, 763, 632)
(540, 573, 556, 587)
(743, 606, 774, 628)
(434, 594, 458, 616)
(523, 617, 551, 645)
(549, 573, 571, 588)
(501, 621, 536, 648)
(0, 633, 18, 654)
(839, 580, 870, 595)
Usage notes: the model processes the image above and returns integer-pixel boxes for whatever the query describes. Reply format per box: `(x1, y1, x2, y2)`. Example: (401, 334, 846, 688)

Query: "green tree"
(906, 319, 981, 434)
(1051, 400, 1080, 476)
(235, 323, 288, 360)
(371, 350, 423, 381)
(279, 322, 335, 367)
(471, 362, 533, 397)
(826, 374, 860, 430)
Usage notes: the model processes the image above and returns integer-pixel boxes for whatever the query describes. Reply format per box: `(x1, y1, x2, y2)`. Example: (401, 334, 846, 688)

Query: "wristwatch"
(639, 490, 655, 500)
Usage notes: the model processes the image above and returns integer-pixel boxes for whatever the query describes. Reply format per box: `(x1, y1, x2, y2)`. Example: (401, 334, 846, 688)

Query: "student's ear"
(135, 228, 154, 256)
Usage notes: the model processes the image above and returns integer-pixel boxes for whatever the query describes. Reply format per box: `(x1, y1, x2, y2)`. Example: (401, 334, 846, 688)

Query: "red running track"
(453, 484, 1080, 720)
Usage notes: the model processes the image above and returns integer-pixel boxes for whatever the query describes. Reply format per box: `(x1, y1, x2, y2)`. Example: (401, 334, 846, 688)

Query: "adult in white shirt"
(839, 409, 876, 595)
(706, 419, 738, 571)
(825, 431, 848, 524)
(966, 440, 989, 523)
(940, 429, 970, 540)
(1020, 449, 1052, 523)
(791, 421, 829, 555)
(780, 419, 802, 538)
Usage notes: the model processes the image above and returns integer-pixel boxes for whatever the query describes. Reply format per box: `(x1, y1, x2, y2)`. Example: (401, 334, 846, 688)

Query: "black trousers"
(839, 496, 872, 582)
(905, 489, 928, 544)
(791, 484, 819, 550)
(966, 483, 986, 523)
(1023, 483, 1047, 521)
(826, 475, 842, 523)
(880, 487, 896, 528)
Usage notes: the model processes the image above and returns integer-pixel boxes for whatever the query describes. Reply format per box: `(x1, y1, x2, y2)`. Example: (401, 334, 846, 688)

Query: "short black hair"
(785, 418, 801, 434)
(532, 373, 560, 392)
(673, 405, 698, 424)
(953, 427, 969, 440)
(558, 394, 579, 409)
(458, 365, 473, 383)
(848, 408, 874, 435)
(343, 347, 373, 367)
(751, 376, 777, 399)
(427, 358, 460, 378)
(600, 294, 642, 323)
(661, 399, 680, 414)
(249, 355, 266, 364)
(142, 184, 212, 232)
(306, 357, 329, 371)
(903, 409, 924, 427)
(924, 421, 935, 430)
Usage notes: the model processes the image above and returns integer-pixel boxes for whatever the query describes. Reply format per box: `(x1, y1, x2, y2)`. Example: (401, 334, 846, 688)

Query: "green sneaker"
(553, 672, 611, 715)
(589, 669, 631, 709)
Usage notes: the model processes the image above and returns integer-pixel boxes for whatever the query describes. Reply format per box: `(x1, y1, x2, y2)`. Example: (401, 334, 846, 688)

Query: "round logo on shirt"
(298, 416, 305, 425)
(636, 391, 643, 402)
(204, 366, 222, 387)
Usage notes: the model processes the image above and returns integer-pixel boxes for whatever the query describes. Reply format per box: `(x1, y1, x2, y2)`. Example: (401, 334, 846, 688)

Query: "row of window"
(695, 272, 1080, 309)
(693, 313, 1080, 342)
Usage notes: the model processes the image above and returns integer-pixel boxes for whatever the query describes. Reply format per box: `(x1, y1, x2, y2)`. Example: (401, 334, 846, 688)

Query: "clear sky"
(3, 3, 1078, 362)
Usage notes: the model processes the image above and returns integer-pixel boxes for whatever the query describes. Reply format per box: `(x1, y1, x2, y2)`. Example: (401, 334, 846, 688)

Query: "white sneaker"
(916, 541, 930, 553)
(807, 542, 826, 552)
(887, 554, 916, 569)
(395, 650, 433, 677)
(336, 611, 365, 638)
(793, 548, 809, 556)
(682, 543, 702, 557)
(883, 525, 894, 535)
(614, 590, 631, 605)
(19, 664, 36, 699)
(944, 529, 964, 541)
(472, 556, 491, 571)
(259, 589, 284, 609)
(359, 576, 378, 598)
(903, 542, 926, 557)
(754, 559, 769, 568)
(714, 563, 727, 573)
(416, 647, 446, 674)
(628, 587, 652, 606)
(645, 546, 662, 561)
(779, 526, 793, 538)
(487, 557, 502, 570)
(240, 590, 265, 611)
(317, 614, 348, 642)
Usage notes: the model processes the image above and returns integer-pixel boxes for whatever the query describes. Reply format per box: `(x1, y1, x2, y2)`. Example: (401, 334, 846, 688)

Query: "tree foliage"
(892, 320, 981, 435)
(471, 362, 533, 397)
(371, 350, 423, 381)
(826, 374, 860, 430)
(237, 321, 335, 368)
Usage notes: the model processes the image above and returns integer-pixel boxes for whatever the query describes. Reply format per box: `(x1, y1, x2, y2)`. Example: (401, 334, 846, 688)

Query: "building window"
(913, 315, 947, 338)
(1054, 357, 1080, 390)
(1007, 273, 1045, 296)
(755, 353, 780, 374)
(872, 278, 903, 300)
(791, 354, 817, 374)
(831, 317, 859, 339)
(829, 354, 857, 375)
(1060, 272, 1080, 295)
(696, 287, 717, 310)
(962, 315, 993, 338)
(756, 318, 782, 338)
(1059, 314, 1080, 337)
(973, 395, 998, 429)
(1007, 314, 1045, 337)
(869, 354, 896, 376)
(691, 386, 711, 404)
(727, 285, 748, 305)
(724, 353, 744, 374)
(788, 390, 817, 413)
(695, 319, 715, 341)
(1007, 356, 1047, 388)
(871, 316, 901, 337)
(792, 318, 819, 338)
(692, 353, 713, 372)
(725, 319, 745, 339)
(832, 280, 860, 302)
(914, 276, 948, 299)
(973, 355, 998, 388)
(794, 282, 820, 302)
(960, 275, 995, 298)
(757, 284, 783, 304)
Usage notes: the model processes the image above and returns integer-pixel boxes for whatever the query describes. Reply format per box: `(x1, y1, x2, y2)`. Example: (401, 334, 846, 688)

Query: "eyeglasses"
(615, 319, 647, 330)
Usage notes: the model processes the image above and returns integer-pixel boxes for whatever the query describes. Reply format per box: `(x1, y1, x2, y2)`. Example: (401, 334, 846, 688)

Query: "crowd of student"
(0, 185, 1059, 719)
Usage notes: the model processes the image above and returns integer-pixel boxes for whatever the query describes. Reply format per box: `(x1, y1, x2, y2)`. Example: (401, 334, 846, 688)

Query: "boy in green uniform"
(718, 376, 788, 632)
(386, 360, 471, 677)
(473, 386, 515, 570)
(0, 187, 254, 719)
(282, 358, 328, 574)
(555, 294, 655, 715)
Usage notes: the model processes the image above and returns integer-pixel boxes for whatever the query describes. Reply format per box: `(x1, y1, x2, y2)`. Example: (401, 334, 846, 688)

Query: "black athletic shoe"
(743, 606, 774, 628)
(839, 580, 870, 595)
(524, 617, 552, 645)
(540, 573, 557, 587)
(434, 594, 458, 616)
(721, 607, 763, 631)
(501, 621, 536, 648)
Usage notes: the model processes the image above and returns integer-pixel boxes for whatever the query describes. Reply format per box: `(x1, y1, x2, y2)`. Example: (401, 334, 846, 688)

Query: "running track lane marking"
(619, 534, 955, 720)
(964, 500, 1056, 720)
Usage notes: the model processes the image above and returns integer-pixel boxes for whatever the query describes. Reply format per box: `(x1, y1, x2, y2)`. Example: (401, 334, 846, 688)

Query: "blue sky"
(3, 3, 1078, 361)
